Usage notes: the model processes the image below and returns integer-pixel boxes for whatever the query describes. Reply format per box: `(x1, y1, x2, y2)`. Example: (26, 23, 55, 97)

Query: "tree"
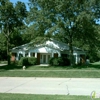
(0, 33, 7, 60)
(28, 0, 100, 65)
(0, 0, 27, 64)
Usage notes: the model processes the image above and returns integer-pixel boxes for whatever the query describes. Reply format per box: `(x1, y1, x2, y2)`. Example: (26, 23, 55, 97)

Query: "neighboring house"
(11, 38, 86, 64)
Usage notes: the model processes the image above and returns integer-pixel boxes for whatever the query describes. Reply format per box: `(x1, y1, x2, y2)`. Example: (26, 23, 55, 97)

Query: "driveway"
(0, 64, 7, 66)
(0, 77, 100, 96)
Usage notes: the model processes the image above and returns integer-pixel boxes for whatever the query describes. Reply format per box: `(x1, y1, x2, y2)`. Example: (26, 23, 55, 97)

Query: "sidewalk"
(0, 77, 100, 96)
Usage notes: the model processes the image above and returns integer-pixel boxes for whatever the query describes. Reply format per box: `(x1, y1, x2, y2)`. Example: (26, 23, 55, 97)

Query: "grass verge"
(0, 93, 98, 100)
(0, 69, 100, 78)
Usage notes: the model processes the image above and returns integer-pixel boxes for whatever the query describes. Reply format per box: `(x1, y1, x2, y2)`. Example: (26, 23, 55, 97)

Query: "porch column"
(58, 52, 61, 57)
(28, 52, 31, 57)
(76, 54, 80, 64)
(23, 52, 25, 57)
(16, 52, 19, 60)
(35, 53, 37, 58)
(52, 53, 54, 57)
(46, 55, 48, 64)
(75, 54, 78, 64)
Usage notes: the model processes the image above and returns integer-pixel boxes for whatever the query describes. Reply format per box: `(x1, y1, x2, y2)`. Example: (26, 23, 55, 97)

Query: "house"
(11, 38, 86, 64)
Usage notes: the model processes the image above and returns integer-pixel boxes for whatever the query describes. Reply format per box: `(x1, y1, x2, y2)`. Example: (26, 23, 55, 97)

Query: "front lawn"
(0, 63, 100, 77)
(0, 93, 98, 100)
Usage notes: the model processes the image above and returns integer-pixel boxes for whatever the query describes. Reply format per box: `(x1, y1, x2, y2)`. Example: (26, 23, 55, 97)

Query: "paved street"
(0, 77, 100, 96)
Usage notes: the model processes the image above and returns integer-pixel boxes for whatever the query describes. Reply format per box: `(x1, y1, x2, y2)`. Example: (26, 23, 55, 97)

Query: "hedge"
(49, 57, 70, 66)
(18, 57, 37, 66)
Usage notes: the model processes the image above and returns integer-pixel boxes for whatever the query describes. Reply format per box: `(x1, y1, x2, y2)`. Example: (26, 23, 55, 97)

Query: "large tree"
(0, 0, 27, 64)
(0, 33, 7, 60)
(27, 0, 100, 65)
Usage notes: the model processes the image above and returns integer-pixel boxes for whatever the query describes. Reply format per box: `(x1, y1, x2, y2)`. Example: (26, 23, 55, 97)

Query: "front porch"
(11, 51, 86, 65)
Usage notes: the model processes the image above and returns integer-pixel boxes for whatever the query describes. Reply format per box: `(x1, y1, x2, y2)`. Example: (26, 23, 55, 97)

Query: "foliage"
(0, 0, 27, 64)
(0, 29, 27, 61)
(29, 36, 51, 47)
(28, 57, 37, 65)
(0, 0, 100, 63)
(18, 57, 37, 66)
(27, 0, 100, 65)
(52, 58, 60, 66)
(0, 33, 7, 60)
(49, 57, 54, 66)
(49, 57, 70, 66)
(10, 29, 25, 48)
(19, 57, 29, 66)
(62, 57, 71, 66)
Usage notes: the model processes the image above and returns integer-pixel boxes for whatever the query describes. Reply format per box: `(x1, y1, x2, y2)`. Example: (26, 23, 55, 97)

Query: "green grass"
(1, 63, 100, 70)
(0, 62, 100, 77)
(0, 69, 100, 78)
(0, 93, 99, 100)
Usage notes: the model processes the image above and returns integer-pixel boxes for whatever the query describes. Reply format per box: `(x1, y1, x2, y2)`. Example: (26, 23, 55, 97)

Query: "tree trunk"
(69, 35, 75, 66)
(7, 37, 10, 65)
(6, 27, 11, 65)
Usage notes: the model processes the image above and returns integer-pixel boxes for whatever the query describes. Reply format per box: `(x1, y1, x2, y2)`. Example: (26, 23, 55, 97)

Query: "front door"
(40, 54, 51, 64)
(43, 55, 46, 63)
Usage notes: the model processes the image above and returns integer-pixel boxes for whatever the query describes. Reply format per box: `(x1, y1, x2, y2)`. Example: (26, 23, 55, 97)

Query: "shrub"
(62, 57, 70, 66)
(18, 57, 29, 66)
(18, 57, 37, 66)
(49, 57, 61, 66)
(14, 60, 19, 66)
(49, 57, 54, 66)
(49, 57, 70, 66)
(52, 58, 59, 66)
(10, 61, 15, 65)
(28, 57, 37, 65)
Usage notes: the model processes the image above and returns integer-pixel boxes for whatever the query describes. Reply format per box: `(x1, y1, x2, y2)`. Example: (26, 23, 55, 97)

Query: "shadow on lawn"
(0, 64, 23, 70)
(70, 64, 100, 69)
(49, 64, 100, 69)
(0, 63, 100, 70)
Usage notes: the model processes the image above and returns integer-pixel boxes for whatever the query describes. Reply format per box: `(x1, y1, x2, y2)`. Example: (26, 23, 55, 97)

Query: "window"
(25, 53, 28, 57)
(31, 53, 35, 57)
(48, 55, 50, 60)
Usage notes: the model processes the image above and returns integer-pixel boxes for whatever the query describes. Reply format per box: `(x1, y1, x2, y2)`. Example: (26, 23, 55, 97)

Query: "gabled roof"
(11, 38, 84, 52)
(11, 43, 31, 51)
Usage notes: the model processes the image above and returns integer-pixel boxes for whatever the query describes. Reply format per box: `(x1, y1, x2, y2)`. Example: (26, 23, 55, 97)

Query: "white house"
(11, 38, 86, 64)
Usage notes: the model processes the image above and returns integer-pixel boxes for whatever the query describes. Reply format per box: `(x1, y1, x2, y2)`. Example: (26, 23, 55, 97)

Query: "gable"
(11, 38, 85, 53)
(29, 46, 60, 53)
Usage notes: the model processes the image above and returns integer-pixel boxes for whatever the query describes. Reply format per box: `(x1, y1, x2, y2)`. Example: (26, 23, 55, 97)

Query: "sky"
(10, 0, 100, 24)
(10, 0, 29, 3)
(10, 0, 29, 10)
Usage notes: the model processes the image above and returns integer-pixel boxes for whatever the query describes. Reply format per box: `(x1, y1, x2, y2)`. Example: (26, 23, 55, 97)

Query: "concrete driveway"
(0, 64, 7, 66)
(0, 77, 100, 96)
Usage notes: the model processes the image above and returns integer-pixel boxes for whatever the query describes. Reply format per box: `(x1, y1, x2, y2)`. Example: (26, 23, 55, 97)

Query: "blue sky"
(10, 0, 100, 24)
(10, 0, 29, 3)
(10, 0, 29, 10)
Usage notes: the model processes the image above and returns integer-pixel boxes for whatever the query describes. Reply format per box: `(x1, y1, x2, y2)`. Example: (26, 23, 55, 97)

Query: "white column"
(46, 55, 47, 64)
(52, 53, 54, 57)
(28, 52, 31, 57)
(23, 52, 25, 57)
(35, 53, 37, 58)
(76, 54, 81, 64)
(58, 52, 61, 57)
(75, 54, 78, 64)
(16, 52, 19, 60)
